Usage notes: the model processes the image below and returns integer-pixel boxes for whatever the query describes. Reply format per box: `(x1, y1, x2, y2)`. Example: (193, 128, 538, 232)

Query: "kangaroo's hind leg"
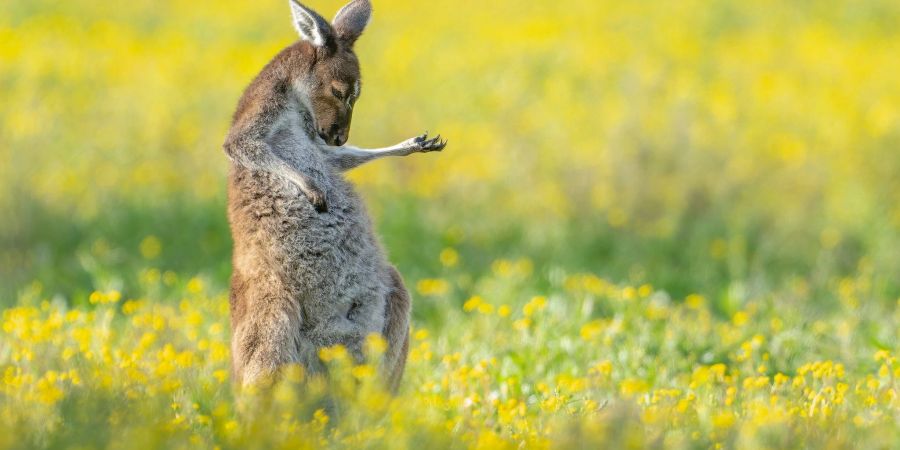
(231, 288, 306, 388)
(382, 266, 411, 393)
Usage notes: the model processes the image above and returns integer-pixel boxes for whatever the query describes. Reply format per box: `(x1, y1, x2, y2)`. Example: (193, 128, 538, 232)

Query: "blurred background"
(1, 0, 899, 319)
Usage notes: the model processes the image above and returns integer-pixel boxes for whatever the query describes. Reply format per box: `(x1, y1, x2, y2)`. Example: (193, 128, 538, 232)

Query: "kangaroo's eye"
(331, 87, 344, 100)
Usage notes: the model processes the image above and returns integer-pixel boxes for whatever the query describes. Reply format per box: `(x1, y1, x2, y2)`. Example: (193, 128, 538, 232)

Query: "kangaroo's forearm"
(225, 133, 327, 211)
(326, 144, 413, 171)
(326, 133, 446, 171)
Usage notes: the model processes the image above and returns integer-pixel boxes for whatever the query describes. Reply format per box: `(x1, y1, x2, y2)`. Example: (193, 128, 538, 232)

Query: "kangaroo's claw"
(307, 190, 328, 213)
(301, 182, 328, 213)
(411, 132, 447, 152)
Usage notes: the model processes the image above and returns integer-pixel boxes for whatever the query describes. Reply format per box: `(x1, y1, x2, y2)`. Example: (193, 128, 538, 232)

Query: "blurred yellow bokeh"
(1, 0, 899, 448)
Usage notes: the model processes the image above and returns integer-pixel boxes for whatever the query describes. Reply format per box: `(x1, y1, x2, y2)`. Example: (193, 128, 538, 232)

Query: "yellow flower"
(417, 278, 450, 297)
(685, 294, 705, 309)
(365, 333, 387, 355)
(282, 364, 304, 383)
(212, 370, 229, 384)
(351, 364, 376, 380)
(580, 320, 605, 341)
(522, 296, 547, 317)
(477, 303, 494, 315)
(439, 248, 459, 268)
(589, 360, 613, 378)
(712, 411, 736, 429)
(89, 290, 122, 305)
(318, 345, 349, 363)
(463, 296, 483, 312)
(619, 378, 649, 397)
(223, 420, 239, 434)
(540, 396, 563, 413)
(513, 318, 531, 331)
(187, 278, 204, 294)
(773, 373, 790, 386)
(139, 235, 162, 259)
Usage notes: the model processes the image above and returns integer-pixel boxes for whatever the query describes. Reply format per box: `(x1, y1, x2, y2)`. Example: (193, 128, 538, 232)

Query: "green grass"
(2, 0, 899, 448)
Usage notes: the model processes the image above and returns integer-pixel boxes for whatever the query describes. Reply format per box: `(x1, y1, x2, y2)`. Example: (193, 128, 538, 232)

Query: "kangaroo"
(224, 0, 446, 391)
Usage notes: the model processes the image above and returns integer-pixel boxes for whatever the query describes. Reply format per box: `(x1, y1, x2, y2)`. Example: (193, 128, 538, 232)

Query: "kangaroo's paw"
(301, 181, 328, 213)
(408, 132, 447, 153)
(308, 190, 328, 213)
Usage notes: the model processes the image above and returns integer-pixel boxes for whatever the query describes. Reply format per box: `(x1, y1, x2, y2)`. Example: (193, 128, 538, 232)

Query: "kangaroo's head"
(290, 0, 371, 146)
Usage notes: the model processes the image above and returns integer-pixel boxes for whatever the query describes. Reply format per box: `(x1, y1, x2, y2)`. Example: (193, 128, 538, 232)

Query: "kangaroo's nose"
(334, 134, 346, 146)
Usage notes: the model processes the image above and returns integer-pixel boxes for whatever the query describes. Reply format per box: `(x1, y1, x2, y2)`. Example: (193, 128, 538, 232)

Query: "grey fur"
(225, 1, 446, 391)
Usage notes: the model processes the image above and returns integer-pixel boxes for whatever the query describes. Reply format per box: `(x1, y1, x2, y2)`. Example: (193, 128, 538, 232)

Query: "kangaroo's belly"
(228, 167, 390, 347)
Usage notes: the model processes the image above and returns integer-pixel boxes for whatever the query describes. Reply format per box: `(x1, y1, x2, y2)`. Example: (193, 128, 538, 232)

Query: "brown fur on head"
(290, 0, 371, 146)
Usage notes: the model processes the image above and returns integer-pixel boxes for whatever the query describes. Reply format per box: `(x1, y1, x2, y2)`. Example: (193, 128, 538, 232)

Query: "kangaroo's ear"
(289, 0, 335, 50)
(332, 0, 372, 46)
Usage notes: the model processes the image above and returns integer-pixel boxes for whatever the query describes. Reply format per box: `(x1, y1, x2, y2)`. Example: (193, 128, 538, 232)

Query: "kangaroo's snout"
(320, 123, 348, 146)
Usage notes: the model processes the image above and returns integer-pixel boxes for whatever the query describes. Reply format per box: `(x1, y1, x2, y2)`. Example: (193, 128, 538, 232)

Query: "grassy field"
(1, 0, 899, 448)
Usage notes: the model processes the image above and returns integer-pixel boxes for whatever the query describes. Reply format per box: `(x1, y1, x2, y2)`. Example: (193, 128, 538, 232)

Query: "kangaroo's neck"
(231, 42, 318, 130)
